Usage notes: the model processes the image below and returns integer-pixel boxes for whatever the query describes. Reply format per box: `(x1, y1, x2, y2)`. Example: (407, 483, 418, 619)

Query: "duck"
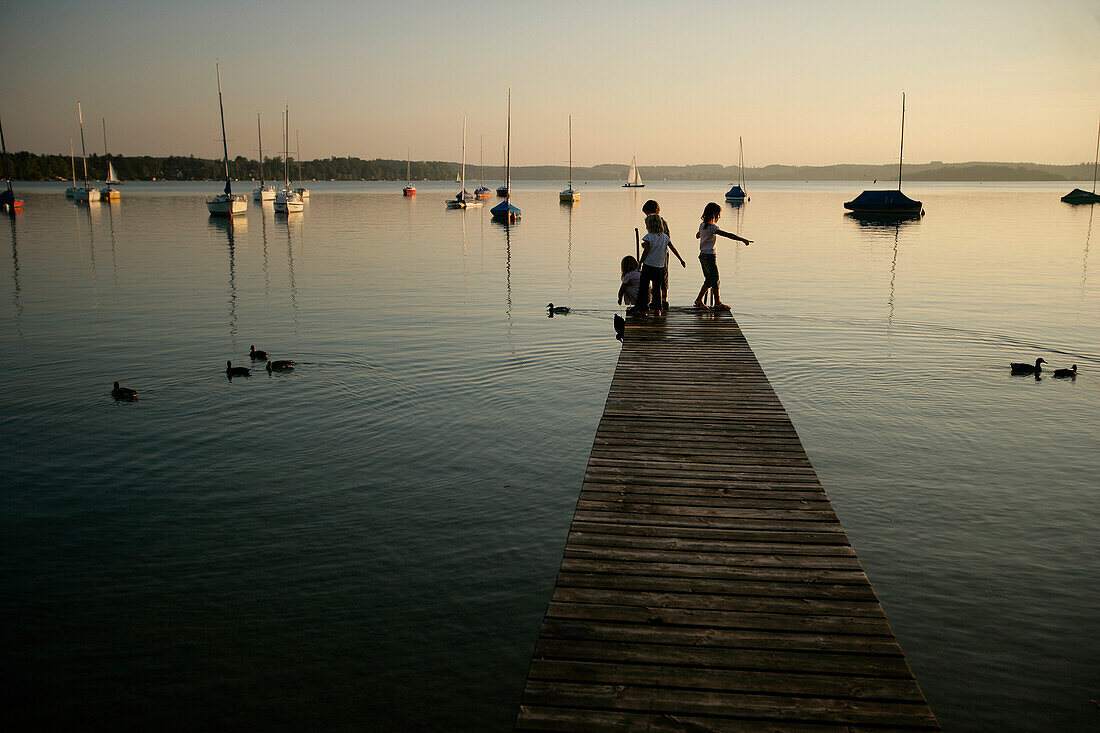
(1053, 364, 1078, 379)
(111, 381, 137, 400)
(547, 303, 570, 314)
(1010, 357, 1045, 375)
(226, 360, 250, 377)
(613, 314, 625, 340)
(249, 345, 269, 361)
(266, 360, 295, 372)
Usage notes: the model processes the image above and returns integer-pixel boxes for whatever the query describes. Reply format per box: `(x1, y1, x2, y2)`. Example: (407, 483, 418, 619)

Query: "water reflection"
(8, 213, 23, 340)
(209, 218, 241, 343)
(566, 202, 574, 296)
(76, 203, 102, 307)
(283, 214, 300, 330)
(1080, 205, 1094, 311)
(105, 200, 120, 286)
(844, 210, 922, 233)
(261, 206, 271, 298)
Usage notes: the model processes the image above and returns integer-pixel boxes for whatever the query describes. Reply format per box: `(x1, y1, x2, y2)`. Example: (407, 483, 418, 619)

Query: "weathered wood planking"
(514, 308, 939, 732)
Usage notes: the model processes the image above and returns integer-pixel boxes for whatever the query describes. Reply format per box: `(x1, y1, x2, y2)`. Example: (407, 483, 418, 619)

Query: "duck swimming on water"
(266, 360, 295, 372)
(1010, 357, 1045, 375)
(1053, 364, 1078, 378)
(547, 303, 570, 314)
(226, 361, 250, 377)
(111, 381, 137, 400)
(249, 345, 269, 361)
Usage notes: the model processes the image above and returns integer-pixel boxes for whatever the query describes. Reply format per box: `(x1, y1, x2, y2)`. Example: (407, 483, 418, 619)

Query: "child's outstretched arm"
(667, 241, 687, 268)
(717, 228, 753, 245)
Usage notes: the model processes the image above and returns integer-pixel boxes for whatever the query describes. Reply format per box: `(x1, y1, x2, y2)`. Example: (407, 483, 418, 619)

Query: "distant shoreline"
(5, 152, 1092, 183)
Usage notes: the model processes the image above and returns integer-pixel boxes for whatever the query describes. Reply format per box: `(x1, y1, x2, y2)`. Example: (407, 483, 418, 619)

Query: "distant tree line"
(1, 151, 1093, 182)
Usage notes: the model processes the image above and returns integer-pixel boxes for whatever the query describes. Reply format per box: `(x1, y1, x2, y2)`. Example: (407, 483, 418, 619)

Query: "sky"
(1, 0, 1098, 167)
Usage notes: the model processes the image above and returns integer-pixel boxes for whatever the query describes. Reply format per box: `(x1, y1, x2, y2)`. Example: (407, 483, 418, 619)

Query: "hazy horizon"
(2, 1, 1098, 167)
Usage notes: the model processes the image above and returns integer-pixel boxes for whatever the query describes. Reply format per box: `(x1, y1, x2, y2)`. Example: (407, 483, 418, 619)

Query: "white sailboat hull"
(206, 193, 248, 216)
(274, 189, 304, 213)
(254, 186, 276, 201)
(74, 187, 101, 203)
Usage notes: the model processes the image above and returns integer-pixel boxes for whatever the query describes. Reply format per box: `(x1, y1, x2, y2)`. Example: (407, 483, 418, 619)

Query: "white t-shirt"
(641, 232, 670, 268)
(698, 222, 718, 254)
(621, 269, 640, 302)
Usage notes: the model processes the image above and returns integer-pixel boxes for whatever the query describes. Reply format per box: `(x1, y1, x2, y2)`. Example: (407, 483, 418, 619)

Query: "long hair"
(621, 255, 639, 276)
(701, 202, 722, 222)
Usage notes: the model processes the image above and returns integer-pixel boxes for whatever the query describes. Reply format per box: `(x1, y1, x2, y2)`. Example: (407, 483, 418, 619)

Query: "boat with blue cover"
(845, 93, 922, 216)
(725, 137, 749, 202)
(491, 88, 520, 222)
(1062, 117, 1100, 204)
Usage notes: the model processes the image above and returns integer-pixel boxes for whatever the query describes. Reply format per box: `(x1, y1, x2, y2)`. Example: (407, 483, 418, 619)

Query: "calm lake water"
(3, 180, 1098, 731)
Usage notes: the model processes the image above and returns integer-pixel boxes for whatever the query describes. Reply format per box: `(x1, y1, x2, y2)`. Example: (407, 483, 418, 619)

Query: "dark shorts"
(699, 253, 719, 287)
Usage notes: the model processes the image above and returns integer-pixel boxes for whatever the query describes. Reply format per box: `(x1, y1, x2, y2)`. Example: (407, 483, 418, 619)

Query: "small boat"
(844, 93, 923, 216)
(559, 115, 579, 203)
(496, 184, 509, 197)
(0, 114, 24, 212)
(725, 136, 749, 202)
(294, 129, 310, 200)
(99, 119, 121, 201)
(402, 147, 416, 196)
(274, 106, 304, 214)
(491, 88, 521, 222)
(495, 143, 509, 197)
(206, 64, 248, 217)
(1062, 116, 1100, 204)
(623, 155, 644, 188)
(253, 113, 275, 201)
(447, 117, 482, 209)
(73, 102, 101, 204)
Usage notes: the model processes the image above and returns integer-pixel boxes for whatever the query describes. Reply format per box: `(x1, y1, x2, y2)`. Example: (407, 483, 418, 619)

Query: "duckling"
(111, 381, 137, 400)
(266, 360, 295, 372)
(547, 303, 570, 314)
(1053, 364, 1078, 379)
(226, 360, 250, 377)
(249, 345, 269, 361)
(1010, 357, 1045, 375)
(613, 314, 625, 341)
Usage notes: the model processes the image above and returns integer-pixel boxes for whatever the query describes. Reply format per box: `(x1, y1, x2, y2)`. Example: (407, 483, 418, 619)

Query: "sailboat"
(725, 137, 749, 202)
(294, 129, 310, 200)
(253, 113, 275, 201)
(1062, 116, 1100, 204)
(491, 88, 520, 222)
(623, 155, 644, 188)
(100, 118, 121, 201)
(402, 147, 416, 196)
(205, 64, 248, 216)
(447, 117, 481, 209)
(844, 93, 923, 216)
(274, 106, 304, 214)
(559, 115, 579, 203)
(475, 135, 491, 199)
(73, 102, 101, 204)
(0, 114, 24, 213)
(496, 144, 509, 197)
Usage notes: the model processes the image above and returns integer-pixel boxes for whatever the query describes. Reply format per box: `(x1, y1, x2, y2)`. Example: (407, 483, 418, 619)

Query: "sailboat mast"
(0, 115, 13, 192)
(480, 134, 484, 187)
(215, 65, 231, 195)
(898, 92, 906, 190)
(69, 139, 76, 189)
(257, 113, 265, 188)
(406, 147, 411, 185)
(296, 129, 302, 185)
(505, 88, 511, 197)
(568, 115, 573, 189)
(739, 136, 744, 188)
(283, 106, 289, 188)
(461, 116, 467, 193)
(102, 118, 110, 178)
(1092, 114, 1099, 195)
(77, 101, 89, 188)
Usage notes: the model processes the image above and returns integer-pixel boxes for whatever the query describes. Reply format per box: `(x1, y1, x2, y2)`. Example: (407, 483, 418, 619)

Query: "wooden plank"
(513, 308, 938, 730)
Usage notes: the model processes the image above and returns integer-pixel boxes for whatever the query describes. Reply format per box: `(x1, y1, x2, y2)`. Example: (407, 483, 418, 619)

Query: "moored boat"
(253, 113, 275, 201)
(1062, 117, 1100, 205)
(844, 93, 923, 217)
(73, 101, 101, 204)
(274, 106, 304, 214)
(293, 129, 310, 200)
(206, 64, 248, 217)
(491, 88, 520, 222)
(725, 137, 749, 202)
(447, 117, 482, 209)
(402, 148, 416, 196)
(100, 119, 121, 201)
(0, 114, 25, 212)
(623, 155, 644, 188)
(559, 115, 579, 203)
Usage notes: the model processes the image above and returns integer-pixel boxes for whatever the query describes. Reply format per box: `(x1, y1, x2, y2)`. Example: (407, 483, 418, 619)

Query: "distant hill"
(3, 151, 1092, 182)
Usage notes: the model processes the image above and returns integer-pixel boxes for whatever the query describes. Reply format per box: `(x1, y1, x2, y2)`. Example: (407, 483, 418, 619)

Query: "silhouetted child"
(629, 215, 685, 316)
(618, 255, 640, 306)
(641, 200, 672, 309)
(694, 202, 752, 311)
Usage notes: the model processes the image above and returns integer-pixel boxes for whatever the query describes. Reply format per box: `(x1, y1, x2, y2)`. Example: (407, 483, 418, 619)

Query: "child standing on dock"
(629, 215, 686, 316)
(642, 200, 672, 309)
(618, 255, 641, 306)
(694, 202, 752, 311)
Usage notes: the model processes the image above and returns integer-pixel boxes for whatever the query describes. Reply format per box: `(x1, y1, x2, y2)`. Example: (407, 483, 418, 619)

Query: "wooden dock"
(514, 308, 939, 732)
